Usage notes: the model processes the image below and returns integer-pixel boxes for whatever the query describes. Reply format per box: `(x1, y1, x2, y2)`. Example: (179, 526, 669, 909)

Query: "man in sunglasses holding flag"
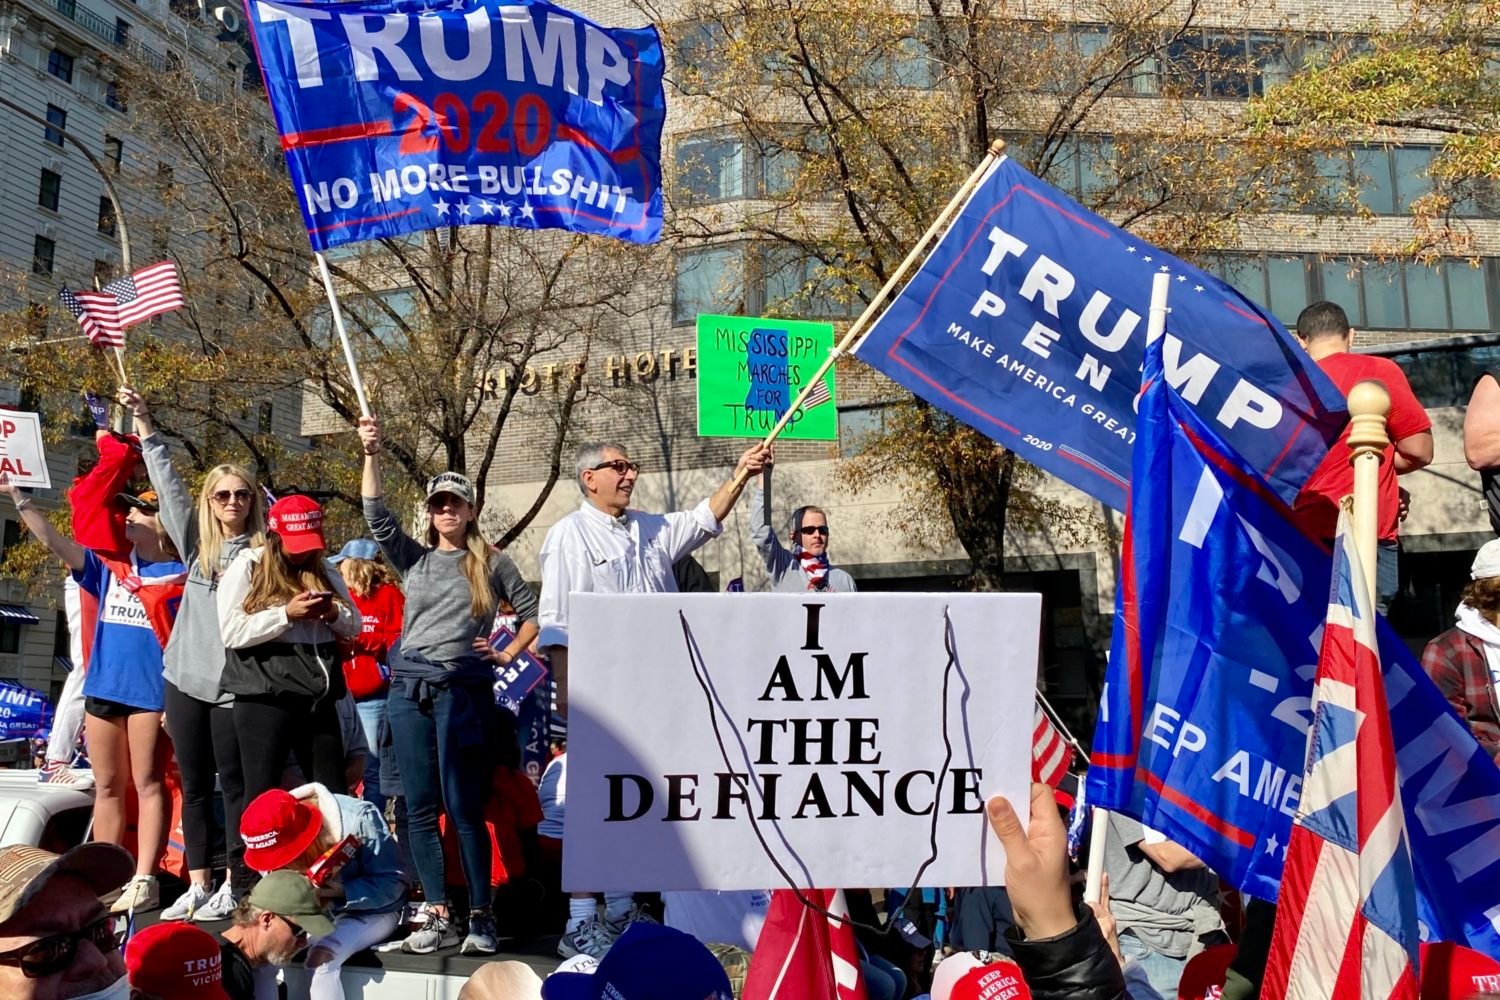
(536, 439, 770, 959)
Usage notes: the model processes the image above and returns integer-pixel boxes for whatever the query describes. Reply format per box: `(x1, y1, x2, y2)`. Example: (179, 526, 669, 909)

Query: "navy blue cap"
(542, 923, 733, 1000)
(329, 538, 380, 565)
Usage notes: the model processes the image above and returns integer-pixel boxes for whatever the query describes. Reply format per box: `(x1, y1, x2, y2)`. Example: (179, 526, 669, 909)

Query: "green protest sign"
(695, 314, 838, 440)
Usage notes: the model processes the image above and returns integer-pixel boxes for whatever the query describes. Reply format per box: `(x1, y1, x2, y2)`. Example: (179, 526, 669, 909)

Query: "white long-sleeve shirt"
(537, 498, 722, 648)
(217, 546, 360, 649)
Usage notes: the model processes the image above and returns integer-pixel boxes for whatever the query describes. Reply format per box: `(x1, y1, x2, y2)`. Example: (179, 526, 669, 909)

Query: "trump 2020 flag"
(854, 155, 1347, 511)
(1261, 509, 1420, 1000)
(245, 0, 665, 250)
(1088, 341, 1500, 960)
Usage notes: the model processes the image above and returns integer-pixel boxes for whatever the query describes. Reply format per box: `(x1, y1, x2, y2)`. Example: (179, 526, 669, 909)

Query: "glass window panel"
(674, 247, 742, 324)
(1352, 147, 1395, 214)
(838, 406, 885, 456)
(676, 135, 744, 203)
(1313, 151, 1350, 211)
(1207, 33, 1249, 98)
(1249, 35, 1293, 94)
(1220, 256, 1268, 307)
(1393, 146, 1434, 213)
(1165, 33, 1207, 95)
(44, 105, 66, 146)
(1360, 261, 1404, 328)
(1320, 260, 1363, 326)
(1077, 137, 1115, 205)
(1447, 262, 1491, 331)
(1403, 263, 1448, 330)
(1267, 256, 1309, 325)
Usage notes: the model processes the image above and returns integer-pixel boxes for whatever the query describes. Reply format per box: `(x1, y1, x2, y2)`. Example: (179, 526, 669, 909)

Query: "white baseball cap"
(1473, 539, 1500, 580)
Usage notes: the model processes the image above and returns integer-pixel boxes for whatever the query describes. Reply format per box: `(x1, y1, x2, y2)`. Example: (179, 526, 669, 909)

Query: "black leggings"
(232, 693, 344, 809)
(163, 682, 250, 890)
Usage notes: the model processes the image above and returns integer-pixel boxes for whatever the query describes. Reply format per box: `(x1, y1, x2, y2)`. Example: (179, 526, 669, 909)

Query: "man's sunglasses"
(0, 916, 123, 979)
(590, 460, 640, 476)
(277, 914, 309, 943)
(798, 525, 830, 537)
(210, 488, 253, 505)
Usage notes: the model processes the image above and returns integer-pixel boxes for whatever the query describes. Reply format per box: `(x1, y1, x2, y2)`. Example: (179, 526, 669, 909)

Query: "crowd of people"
(3, 298, 1500, 1000)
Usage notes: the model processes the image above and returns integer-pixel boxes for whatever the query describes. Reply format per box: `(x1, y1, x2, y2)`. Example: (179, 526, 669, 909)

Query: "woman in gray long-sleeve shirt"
(357, 413, 538, 958)
(120, 387, 267, 920)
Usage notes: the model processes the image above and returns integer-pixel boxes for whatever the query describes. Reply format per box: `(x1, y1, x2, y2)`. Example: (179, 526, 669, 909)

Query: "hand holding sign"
(0, 472, 21, 503)
(987, 783, 1077, 940)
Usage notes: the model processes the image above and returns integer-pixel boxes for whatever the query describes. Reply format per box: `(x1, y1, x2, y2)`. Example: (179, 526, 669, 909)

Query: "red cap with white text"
(267, 494, 326, 555)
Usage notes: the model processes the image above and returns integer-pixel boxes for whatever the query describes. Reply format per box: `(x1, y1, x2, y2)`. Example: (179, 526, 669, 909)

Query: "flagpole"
(1083, 272, 1172, 908)
(313, 251, 372, 418)
(111, 347, 129, 384)
(726, 138, 1008, 489)
(1346, 380, 1390, 608)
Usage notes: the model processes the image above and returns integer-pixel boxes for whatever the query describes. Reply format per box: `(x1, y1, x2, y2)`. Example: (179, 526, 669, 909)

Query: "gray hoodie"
(141, 432, 250, 704)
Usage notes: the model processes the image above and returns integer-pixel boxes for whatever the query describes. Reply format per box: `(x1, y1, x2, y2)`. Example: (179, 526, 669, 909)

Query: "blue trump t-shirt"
(75, 550, 185, 712)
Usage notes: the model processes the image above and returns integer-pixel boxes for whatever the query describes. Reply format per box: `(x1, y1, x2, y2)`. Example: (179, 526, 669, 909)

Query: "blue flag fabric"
(1088, 343, 1500, 959)
(854, 156, 1347, 511)
(246, 0, 665, 250)
(0, 682, 51, 741)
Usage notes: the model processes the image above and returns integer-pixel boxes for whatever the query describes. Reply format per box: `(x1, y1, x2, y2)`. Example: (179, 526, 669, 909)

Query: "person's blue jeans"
(1119, 933, 1187, 999)
(387, 679, 496, 910)
(1376, 540, 1399, 616)
(354, 696, 386, 812)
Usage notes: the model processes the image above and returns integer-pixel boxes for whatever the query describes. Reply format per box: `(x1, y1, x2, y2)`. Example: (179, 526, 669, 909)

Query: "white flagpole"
(313, 251, 371, 418)
(1085, 271, 1173, 908)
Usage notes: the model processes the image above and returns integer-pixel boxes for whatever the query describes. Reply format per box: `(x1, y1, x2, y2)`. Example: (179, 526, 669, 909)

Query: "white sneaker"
(36, 763, 94, 789)
(161, 882, 211, 921)
(558, 914, 614, 960)
(191, 881, 239, 922)
(109, 876, 160, 915)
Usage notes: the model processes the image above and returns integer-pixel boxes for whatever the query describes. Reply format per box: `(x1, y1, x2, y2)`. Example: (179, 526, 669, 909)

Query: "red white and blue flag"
(57, 261, 183, 348)
(1262, 510, 1420, 1000)
(743, 889, 867, 1000)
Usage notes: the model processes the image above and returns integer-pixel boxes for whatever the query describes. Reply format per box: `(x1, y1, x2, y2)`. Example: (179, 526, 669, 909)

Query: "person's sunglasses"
(210, 489, 253, 505)
(798, 525, 830, 537)
(591, 459, 640, 476)
(277, 914, 309, 943)
(0, 916, 123, 979)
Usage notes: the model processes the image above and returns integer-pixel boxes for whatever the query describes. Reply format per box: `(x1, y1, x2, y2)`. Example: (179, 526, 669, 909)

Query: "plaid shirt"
(1421, 626, 1500, 762)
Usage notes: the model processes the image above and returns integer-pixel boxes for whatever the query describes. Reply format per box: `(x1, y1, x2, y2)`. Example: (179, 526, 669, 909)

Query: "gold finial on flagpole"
(1347, 379, 1391, 610)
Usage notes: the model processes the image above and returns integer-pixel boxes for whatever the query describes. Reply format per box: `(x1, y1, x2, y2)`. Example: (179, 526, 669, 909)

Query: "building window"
(258, 401, 274, 432)
(47, 48, 75, 84)
(760, 246, 860, 318)
(104, 136, 123, 171)
(93, 259, 112, 286)
(0, 520, 19, 558)
(38, 170, 61, 212)
(675, 133, 745, 205)
(0, 623, 19, 655)
(32, 236, 56, 276)
(1210, 254, 1310, 327)
(156, 163, 174, 191)
(838, 404, 892, 457)
(97, 196, 117, 235)
(114, 18, 130, 45)
(673, 247, 744, 325)
(105, 83, 128, 113)
(1372, 342, 1500, 410)
(1317, 258, 1493, 332)
(44, 105, 66, 146)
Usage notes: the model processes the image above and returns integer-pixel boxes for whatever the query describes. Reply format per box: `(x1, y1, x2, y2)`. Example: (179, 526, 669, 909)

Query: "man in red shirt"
(1292, 301, 1433, 613)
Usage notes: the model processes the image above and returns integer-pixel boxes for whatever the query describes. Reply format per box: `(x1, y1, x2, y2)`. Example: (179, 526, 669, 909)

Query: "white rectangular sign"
(0, 411, 50, 489)
(564, 592, 1041, 891)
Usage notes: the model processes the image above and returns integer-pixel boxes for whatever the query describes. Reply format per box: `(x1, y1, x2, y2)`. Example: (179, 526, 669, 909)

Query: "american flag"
(800, 377, 832, 410)
(58, 287, 125, 348)
(1032, 702, 1075, 789)
(1262, 510, 1420, 1000)
(57, 262, 183, 348)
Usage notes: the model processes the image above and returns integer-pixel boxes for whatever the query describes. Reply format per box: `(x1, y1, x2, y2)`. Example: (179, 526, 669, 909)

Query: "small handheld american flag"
(57, 261, 184, 348)
(800, 377, 833, 411)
